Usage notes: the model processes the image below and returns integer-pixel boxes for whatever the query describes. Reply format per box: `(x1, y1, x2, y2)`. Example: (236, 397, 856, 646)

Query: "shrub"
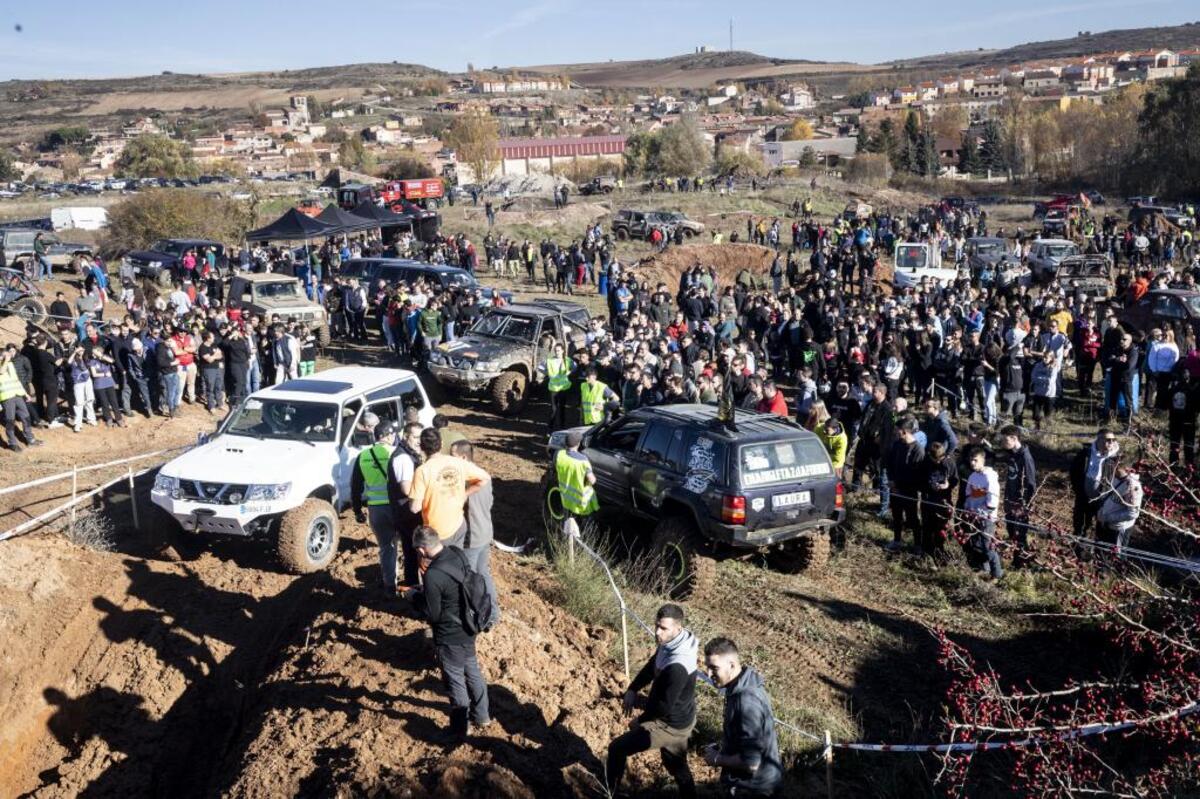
(845, 153, 893, 186)
(100, 189, 257, 258)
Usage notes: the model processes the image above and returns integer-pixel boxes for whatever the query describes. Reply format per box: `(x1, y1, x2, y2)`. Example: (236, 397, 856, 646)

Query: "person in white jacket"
(963, 447, 1003, 579)
(1145, 328, 1179, 410)
(1097, 461, 1143, 551)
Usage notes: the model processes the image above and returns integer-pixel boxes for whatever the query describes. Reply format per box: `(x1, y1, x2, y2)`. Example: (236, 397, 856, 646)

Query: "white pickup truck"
(150, 366, 434, 572)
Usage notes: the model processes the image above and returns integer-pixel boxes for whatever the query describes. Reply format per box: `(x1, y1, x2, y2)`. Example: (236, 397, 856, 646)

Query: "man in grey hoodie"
(605, 604, 698, 798)
(703, 637, 783, 797)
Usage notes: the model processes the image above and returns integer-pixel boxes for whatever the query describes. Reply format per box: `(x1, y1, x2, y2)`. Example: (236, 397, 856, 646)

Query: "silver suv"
(1028, 239, 1080, 283)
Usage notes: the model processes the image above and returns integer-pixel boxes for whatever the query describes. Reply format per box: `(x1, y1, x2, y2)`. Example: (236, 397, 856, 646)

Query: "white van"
(150, 366, 434, 572)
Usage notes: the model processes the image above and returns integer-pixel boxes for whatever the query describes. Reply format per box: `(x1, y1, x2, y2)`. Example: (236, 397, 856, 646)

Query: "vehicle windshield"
(1045, 244, 1079, 258)
(470, 312, 537, 341)
(254, 281, 302, 300)
(1184, 296, 1200, 316)
(445, 271, 477, 288)
(895, 245, 929, 270)
(1059, 259, 1107, 277)
(738, 439, 832, 488)
(973, 241, 1003, 256)
(224, 398, 339, 442)
(151, 240, 186, 255)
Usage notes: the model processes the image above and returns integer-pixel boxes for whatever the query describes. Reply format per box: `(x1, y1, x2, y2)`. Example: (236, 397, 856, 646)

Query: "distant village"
(11, 46, 1199, 186)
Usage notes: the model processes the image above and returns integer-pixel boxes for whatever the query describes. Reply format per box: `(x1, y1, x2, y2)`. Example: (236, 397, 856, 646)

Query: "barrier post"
(127, 466, 140, 531)
(824, 730, 834, 799)
(70, 466, 78, 534)
(619, 608, 630, 681)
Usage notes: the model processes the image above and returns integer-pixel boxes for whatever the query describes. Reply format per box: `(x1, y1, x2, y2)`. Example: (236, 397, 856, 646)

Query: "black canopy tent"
(244, 208, 341, 241)
(350, 200, 415, 246)
(315, 204, 378, 233)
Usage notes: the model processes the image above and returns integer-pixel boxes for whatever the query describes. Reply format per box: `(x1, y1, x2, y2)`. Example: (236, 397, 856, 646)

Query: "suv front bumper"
(712, 508, 846, 549)
(429, 364, 501, 391)
(150, 491, 288, 537)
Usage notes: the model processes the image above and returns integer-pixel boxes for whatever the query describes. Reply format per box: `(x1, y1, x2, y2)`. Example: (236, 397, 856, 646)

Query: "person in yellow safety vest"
(802, 197, 813, 218)
(556, 430, 598, 519)
(0, 347, 40, 452)
(538, 340, 574, 430)
(580, 367, 618, 426)
(352, 419, 400, 595)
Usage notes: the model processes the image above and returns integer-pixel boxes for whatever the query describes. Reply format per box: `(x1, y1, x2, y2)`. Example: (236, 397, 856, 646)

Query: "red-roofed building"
(484, 134, 626, 180)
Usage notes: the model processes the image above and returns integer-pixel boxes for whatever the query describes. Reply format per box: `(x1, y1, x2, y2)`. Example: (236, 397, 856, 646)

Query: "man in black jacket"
(851, 382, 892, 502)
(605, 604, 698, 798)
(1103, 332, 1138, 425)
(413, 526, 490, 740)
(703, 637, 782, 797)
(999, 425, 1037, 565)
(919, 397, 958, 457)
(886, 415, 925, 552)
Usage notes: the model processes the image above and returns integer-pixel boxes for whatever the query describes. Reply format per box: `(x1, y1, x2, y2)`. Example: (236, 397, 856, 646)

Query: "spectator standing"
(450, 440, 499, 624)
(702, 638, 783, 797)
(885, 416, 924, 552)
(1166, 368, 1199, 467)
(999, 425, 1036, 566)
(0, 346, 41, 450)
(353, 420, 400, 595)
(1070, 429, 1120, 538)
(412, 525, 491, 741)
(963, 447, 1003, 580)
(388, 421, 426, 589)
(606, 604, 698, 798)
(197, 330, 225, 413)
(408, 428, 490, 547)
(68, 346, 98, 431)
(918, 441, 957, 561)
(1096, 460, 1144, 550)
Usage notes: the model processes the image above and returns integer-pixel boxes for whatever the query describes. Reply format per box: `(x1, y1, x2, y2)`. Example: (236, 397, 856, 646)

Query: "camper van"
(892, 242, 959, 289)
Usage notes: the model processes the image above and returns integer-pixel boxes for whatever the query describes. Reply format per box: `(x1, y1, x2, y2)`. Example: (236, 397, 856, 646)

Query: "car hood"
(253, 296, 322, 310)
(127, 249, 176, 262)
(436, 334, 523, 363)
(160, 435, 329, 484)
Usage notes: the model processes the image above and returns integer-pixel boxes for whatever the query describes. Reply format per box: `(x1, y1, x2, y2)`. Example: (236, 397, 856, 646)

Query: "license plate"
(771, 491, 810, 510)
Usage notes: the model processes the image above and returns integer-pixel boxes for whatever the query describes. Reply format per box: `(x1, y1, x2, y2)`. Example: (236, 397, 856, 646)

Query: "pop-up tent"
(245, 208, 340, 241)
(350, 200, 414, 229)
(316, 204, 378, 233)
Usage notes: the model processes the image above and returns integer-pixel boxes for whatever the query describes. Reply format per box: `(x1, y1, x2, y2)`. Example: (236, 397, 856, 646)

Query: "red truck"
(378, 179, 444, 206)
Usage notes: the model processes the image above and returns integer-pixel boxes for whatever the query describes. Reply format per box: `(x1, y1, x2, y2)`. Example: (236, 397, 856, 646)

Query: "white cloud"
(482, 0, 570, 40)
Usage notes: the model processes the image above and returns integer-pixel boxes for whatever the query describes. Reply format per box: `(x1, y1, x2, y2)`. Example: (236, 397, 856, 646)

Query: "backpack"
(449, 548, 495, 635)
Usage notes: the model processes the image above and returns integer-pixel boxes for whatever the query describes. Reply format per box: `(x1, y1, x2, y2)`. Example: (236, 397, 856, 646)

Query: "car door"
(629, 422, 683, 513)
(585, 416, 648, 506)
(333, 397, 400, 507)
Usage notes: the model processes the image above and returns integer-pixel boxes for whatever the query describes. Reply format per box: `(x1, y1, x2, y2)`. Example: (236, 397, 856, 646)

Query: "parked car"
(544, 405, 845, 597)
(150, 366, 435, 572)
(123, 238, 228, 285)
(1128, 205, 1195, 230)
(1041, 209, 1070, 237)
(428, 299, 589, 415)
(611, 209, 704, 240)
(229, 273, 331, 346)
(1119, 289, 1200, 345)
(0, 228, 92, 272)
(340, 258, 513, 303)
(1027, 239, 1080, 282)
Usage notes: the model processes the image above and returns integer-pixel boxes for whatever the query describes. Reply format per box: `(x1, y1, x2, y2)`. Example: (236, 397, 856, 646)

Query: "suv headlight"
(244, 482, 291, 501)
(149, 260, 162, 268)
(476, 360, 500, 372)
(154, 473, 180, 495)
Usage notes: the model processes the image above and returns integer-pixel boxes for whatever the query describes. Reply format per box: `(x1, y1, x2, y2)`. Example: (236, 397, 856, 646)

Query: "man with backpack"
(412, 525, 492, 741)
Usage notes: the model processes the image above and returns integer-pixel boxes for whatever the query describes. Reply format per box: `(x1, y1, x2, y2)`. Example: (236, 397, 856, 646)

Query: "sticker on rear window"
(741, 462, 830, 487)
(684, 437, 716, 494)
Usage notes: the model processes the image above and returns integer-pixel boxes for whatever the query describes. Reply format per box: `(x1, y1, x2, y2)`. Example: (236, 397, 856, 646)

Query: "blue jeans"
(983, 378, 999, 425)
(160, 371, 180, 413)
(247, 360, 261, 394)
(877, 467, 890, 512)
(38, 256, 51, 280)
(368, 504, 399, 589)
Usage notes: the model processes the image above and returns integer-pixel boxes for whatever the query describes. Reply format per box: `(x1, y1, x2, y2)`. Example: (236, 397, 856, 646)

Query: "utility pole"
(729, 18, 733, 51)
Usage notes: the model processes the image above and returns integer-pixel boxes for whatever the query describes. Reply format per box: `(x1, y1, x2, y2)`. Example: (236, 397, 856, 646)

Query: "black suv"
(546, 404, 844, 597)
(124, 238, 227, 284)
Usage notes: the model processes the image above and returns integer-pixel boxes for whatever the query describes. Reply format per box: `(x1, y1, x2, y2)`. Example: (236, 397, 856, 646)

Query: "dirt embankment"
(636, 242, 777, 290)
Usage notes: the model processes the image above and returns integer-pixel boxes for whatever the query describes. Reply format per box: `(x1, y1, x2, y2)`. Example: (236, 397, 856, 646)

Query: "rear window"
(895, 244, 928, 270)
(738, 438, 832, 487)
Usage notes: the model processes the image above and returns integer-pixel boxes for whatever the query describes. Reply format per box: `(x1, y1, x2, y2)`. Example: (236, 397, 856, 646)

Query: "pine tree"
(856, 123, 871, 154)
(902, 111, 921, 174)
(918, 130, 939, 177)
(958, 134, 981, 175)
(978, 119, 1008, 174)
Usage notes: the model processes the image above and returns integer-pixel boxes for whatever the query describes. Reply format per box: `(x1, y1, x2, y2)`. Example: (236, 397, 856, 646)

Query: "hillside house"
(936, 77, 959, 95)
(1023, 70, 1060, 91)
(893, 86, 918, 105)
(779, 84, 814, 110)
(972, 76, 1006, 99)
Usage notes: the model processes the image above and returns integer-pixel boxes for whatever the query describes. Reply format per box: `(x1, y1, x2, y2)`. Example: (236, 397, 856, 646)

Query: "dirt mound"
(459, 201, 610, 232)
(636, 242, 777, 289)
(486, 173, 574, 198)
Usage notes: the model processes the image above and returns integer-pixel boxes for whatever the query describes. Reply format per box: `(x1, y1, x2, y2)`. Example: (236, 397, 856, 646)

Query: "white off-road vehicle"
(150, 366, 434, 572)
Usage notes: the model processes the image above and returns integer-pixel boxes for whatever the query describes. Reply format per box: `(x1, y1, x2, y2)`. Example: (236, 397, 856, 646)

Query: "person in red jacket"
(756, 380, 788, 417)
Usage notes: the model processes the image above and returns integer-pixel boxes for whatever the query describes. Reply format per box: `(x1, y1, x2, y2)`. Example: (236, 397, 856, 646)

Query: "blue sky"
(0, 1, 1191, 80)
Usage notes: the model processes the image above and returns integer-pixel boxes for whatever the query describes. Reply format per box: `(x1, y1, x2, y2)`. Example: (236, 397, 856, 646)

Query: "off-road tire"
(9, 297, 46, 325)
(277, 498, 339, 573)
(682, 229, 696, 239)
(770, 530, 831, 573)
(615, 228, 629, 241)
(316, 324, 331, 348)
(652, 515, 716, 600)
(491, 369, 528, 415)
(601, 186, 614, 194)
(156, 269, 174, 288)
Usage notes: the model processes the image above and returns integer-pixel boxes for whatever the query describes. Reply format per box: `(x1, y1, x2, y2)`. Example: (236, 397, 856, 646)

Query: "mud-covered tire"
(316, 325, 331, 348)
(9, 297, 46, 325)
(770, 530, 831, 573)
(652, 515, 716, 600)
(276, 498, 339, 573)
(682, 229, 696, 239)
(615, 228, 629, 241)
(490, 369, 528, 415)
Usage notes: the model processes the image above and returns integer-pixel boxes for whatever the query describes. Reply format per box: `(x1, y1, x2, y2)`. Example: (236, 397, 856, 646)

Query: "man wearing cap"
(353, 419, 400, 594)
(555, 430, 598, 522)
